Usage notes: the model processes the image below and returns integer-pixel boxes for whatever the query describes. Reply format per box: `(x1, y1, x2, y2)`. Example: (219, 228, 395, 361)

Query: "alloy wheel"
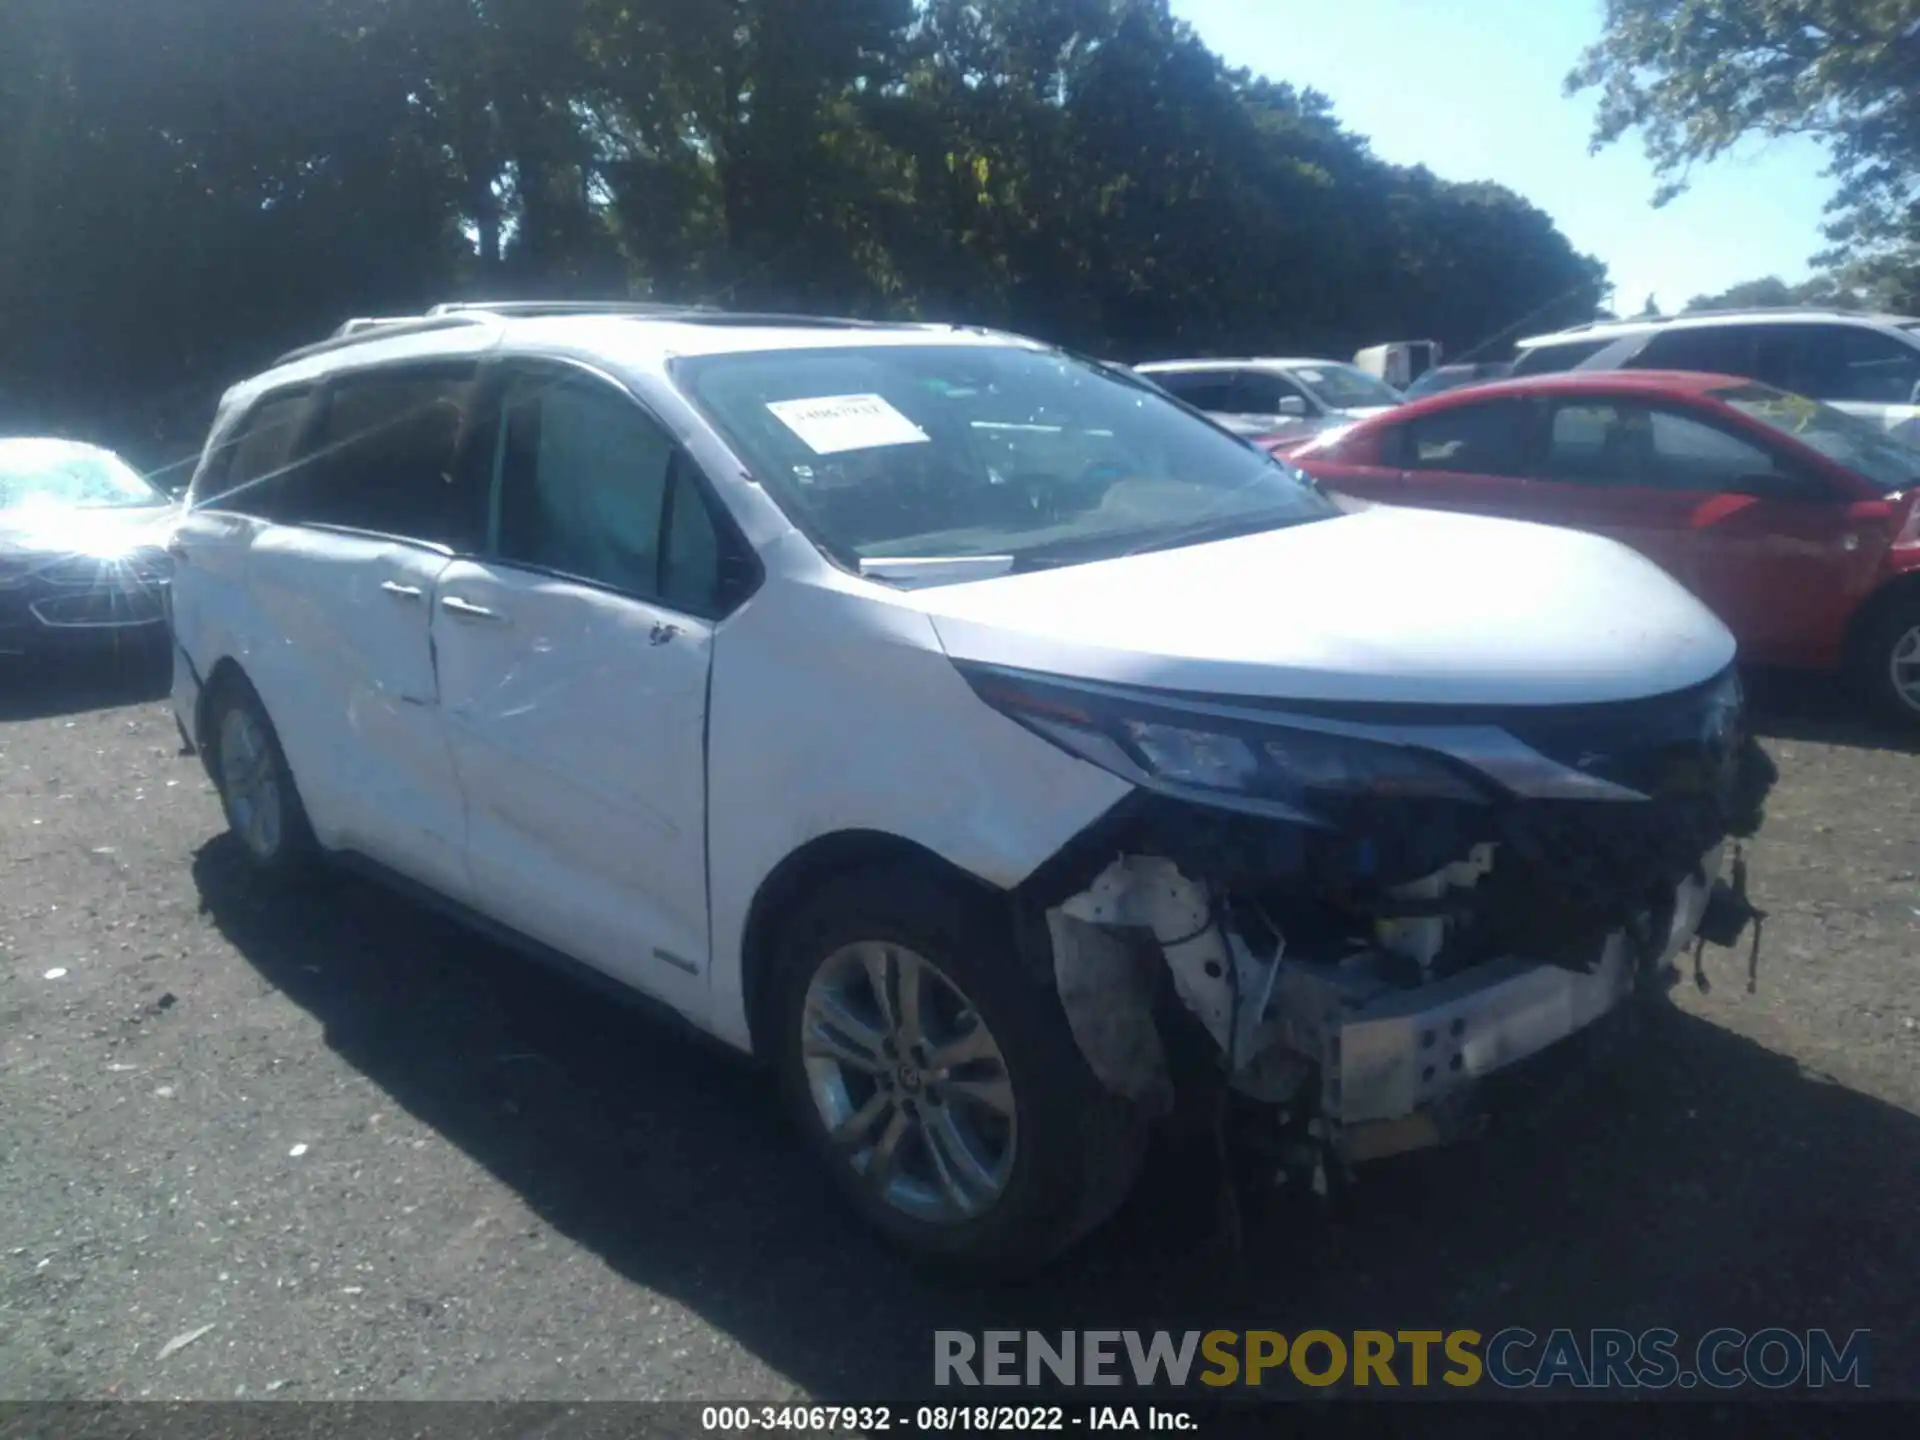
(218, 705, 283, 861)
(799, 940, 1018, 1224)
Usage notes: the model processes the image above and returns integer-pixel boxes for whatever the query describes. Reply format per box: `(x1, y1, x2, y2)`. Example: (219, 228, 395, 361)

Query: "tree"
(1567, 0, 1920, 302)
(0, 0, 1611, 465)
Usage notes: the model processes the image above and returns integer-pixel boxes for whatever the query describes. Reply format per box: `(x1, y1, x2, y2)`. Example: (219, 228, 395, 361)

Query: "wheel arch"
(1844, 571, 1920, 673)
(738, 829, 1006, 1059)
(194, 655, 254, 756)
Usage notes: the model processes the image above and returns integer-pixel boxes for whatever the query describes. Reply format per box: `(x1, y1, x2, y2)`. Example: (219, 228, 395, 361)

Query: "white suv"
(168, 303, 1769, 1271)
(1512, 308, 1920, 442)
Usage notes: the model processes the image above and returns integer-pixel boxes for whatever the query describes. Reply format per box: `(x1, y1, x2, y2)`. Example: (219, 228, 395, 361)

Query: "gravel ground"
(1, 653, 1917, 1404)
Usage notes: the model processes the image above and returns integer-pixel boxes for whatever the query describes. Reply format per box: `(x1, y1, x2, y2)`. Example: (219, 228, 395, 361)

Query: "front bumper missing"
(1318, 848, 1719, 1127)
(1047, 843, 1736, 1165)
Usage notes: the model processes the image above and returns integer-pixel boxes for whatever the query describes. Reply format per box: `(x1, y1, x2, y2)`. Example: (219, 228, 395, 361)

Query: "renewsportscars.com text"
(933, 1328, 1872, 1391)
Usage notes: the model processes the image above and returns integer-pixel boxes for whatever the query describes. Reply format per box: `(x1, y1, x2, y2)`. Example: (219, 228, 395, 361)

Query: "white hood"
(908, 506, 1735, 706)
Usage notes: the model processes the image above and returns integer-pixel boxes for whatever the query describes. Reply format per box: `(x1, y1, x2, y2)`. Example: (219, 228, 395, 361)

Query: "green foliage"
(1569, 0, 1920, 305)
(1, 0, 1608, 467)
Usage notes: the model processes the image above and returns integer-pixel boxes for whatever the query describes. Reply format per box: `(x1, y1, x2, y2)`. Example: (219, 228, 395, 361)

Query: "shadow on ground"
(1746, 668, 1920, 756)
(0, 644, 170, 723)
(191, 839, 1919, 1400)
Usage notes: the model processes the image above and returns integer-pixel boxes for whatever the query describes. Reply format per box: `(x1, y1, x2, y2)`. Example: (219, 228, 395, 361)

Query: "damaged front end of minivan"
(971, 662, 1775, 1191)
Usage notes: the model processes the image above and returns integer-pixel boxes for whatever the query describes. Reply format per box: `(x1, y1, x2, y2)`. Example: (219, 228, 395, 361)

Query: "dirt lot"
(2, 654, 1917, 1403)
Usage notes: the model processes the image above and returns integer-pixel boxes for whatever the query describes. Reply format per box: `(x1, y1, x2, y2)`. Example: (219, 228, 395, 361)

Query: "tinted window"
(1509, 338, 1615, 377)
(1402, 401, 1531, 476)
(305, 368, 480, 544)
(491, 371, 721, 612)
(1634, 327, 1753, 377)
(202, 391, 314, 516)
(1234, 372, 1310, 413)
(1152, 371, 1240, 412)
(1544, 400, 1776, 492)
(1799, 325, 1920, 404)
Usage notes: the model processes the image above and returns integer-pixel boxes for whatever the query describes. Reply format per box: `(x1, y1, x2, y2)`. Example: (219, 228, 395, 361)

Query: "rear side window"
(1152, 371, 1240, 411)
(1798, 325, 1920, 404)
(200, 391, 315, 516)
(489, 371, 727, 615)
(1400, 401, 1532, 476)
(304, 367, 481, 546)
(1509, 338, 1615, 377)
(1633, 327, 1753, 377)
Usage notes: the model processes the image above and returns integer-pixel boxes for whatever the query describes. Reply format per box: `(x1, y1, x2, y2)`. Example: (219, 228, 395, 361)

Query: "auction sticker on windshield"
(767, 394, 932, 455)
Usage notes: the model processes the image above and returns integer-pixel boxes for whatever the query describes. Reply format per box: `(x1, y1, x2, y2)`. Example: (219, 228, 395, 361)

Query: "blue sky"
(1169, 0, 1838, 319)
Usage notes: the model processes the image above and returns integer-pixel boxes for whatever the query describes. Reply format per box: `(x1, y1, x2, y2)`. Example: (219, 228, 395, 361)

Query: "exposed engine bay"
(1009, 663, 1777, 1187)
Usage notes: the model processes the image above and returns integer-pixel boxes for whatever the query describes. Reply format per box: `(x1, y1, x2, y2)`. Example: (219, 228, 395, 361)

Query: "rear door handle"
(380, 580, 425, 600)
(442, 595, 506, 623)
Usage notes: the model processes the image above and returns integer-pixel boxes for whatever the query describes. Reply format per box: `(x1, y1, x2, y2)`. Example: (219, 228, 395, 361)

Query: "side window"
(1233, 372, 1308, 413)
(1799, 325, 1920, 404)
(1635, 327, 1752, 377)
(1402, 401, 1531, 476)
(304, 368, 480, 545)
(1508, 338, 1614, 377)
(491, 371, 723, 612)
(1544, 401, 1776, 492)
(1648, 410, 1780, 491)
(1154, 371, 1238, 412)
(1744, 325, 1806, 391)
(201, 391, 314, 517)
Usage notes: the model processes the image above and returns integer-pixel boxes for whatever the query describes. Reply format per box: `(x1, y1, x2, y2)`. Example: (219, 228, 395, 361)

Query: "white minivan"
(168, 303, 1770, 1272)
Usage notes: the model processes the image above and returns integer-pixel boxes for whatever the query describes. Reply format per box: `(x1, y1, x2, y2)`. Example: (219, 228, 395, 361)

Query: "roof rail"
(1525, 303, 1864, 343)
(271, 300, 918, 369)
(426, 299, 717, 319)
(272, 314, 497, 368)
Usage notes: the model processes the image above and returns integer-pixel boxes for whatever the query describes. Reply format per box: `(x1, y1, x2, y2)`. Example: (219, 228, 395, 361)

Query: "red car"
(1279, 371, 1920, 725)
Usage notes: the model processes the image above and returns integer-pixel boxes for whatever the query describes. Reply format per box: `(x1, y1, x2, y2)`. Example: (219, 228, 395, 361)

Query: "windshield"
(1712, 383, 1920, 492)
(0, 440, 165, 512)
(676, 343, 1336, 576)
(1289, 363, 1402, 409)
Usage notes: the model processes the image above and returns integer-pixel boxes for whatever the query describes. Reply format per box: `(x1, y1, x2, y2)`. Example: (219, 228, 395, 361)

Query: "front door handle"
(380, 580, 425, 600)
(442, 595, 506, 623)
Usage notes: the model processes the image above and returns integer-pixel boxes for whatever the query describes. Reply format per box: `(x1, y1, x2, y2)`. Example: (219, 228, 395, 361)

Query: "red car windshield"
(1712, 383, 1920, 493)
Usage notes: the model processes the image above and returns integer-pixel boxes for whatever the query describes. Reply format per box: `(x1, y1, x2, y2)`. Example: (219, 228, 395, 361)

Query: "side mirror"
(1276, 396, 1309, 418)
(1727, 471, 1829, 502)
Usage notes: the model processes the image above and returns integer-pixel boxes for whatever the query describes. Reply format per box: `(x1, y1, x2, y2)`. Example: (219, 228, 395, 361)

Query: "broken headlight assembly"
(961, 664, 1494, 816)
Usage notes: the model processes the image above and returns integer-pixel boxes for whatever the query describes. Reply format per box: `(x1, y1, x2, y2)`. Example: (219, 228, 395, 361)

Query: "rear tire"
(771, 862, 1146, 1276)
(205, 677, 315, 876)
(1855, 596, 1920, 731)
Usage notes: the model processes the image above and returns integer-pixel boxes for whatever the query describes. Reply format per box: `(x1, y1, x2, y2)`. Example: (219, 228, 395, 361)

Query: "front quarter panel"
(705, 534, 1134, 1052)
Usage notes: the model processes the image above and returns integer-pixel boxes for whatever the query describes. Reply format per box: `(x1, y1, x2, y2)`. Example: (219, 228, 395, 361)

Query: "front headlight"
(962, 665, 1492, 815)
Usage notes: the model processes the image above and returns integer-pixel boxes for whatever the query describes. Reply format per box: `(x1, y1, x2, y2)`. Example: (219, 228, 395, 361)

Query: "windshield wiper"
(1010, 509, 1321, 571)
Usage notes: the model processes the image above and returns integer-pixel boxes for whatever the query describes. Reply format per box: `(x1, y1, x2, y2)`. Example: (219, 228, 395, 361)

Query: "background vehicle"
(1288, 370, 1920, 725)
(1403, 361, 1513, 399)
(167, 304, 1763, 1273)
(0, 437, 174, 657)
(1135, 357, 1404, 436)
(1354, 340, 1442, 390)
(1511, 309, 1920, 443)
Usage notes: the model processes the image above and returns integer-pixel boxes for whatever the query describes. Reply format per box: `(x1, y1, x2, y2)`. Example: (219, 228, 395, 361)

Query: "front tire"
(1857, 596, 1920, 730)
(206, 679, 315, 876)
(771, 863, 1146, 1275)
